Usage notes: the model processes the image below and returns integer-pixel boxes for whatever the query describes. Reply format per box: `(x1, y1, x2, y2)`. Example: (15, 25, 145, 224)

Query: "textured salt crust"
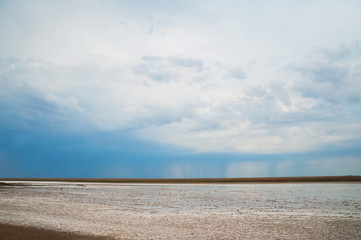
(1, 182, 360, 239)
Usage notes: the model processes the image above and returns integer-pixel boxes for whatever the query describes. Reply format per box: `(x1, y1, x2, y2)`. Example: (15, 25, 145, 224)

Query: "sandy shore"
(0, 223, 109, 240)
(1, 182, 360, 239)
(1, 216, 360, 240)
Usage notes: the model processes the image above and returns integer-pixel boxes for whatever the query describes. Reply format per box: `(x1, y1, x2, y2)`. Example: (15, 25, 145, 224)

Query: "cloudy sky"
(1, 0, 361, 178)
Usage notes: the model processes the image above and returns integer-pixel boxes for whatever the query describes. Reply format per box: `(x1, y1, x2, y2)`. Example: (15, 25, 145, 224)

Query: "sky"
(0, 0, 361, 178)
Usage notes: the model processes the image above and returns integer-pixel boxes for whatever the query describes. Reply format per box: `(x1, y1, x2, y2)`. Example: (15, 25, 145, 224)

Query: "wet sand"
(0, 223, 108, 240)
(1, 182, 360, 239)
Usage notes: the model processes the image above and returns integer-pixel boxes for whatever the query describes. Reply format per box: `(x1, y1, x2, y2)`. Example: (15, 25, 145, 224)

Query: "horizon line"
(1, 176, 361, 184)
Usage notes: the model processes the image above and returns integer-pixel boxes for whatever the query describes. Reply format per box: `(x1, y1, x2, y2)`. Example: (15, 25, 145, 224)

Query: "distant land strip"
(1, 176, 361, 184)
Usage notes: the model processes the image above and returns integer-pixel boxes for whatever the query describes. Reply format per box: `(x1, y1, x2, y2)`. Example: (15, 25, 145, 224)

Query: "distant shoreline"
(1, 176, 361, 184)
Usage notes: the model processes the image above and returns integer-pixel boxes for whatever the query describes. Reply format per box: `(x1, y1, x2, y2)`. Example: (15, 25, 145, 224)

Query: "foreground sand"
(0, 223, 108, 240)
(1, 182, 360, 239)
(1, 218, 360, 240)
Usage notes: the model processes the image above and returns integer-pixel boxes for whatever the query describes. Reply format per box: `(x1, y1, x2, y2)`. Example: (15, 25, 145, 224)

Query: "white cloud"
(227, 67, 247, 80)
(0, 1, 360, 154)
(168, 56, 204, 71)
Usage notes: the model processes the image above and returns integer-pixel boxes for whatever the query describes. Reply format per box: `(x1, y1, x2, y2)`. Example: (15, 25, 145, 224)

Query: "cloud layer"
(0, 0, 360, 157)
(1, 43, 360, 153)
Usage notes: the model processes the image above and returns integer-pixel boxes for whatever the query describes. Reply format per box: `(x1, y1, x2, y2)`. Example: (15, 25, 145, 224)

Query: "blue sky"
(0, 0, 360, 178)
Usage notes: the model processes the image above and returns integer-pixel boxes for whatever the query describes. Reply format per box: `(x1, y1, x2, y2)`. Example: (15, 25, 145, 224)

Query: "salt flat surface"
(1, 182, 360, 239)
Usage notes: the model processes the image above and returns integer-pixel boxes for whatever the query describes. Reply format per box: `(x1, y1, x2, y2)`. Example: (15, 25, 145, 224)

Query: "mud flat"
(1, 182, 360, 239)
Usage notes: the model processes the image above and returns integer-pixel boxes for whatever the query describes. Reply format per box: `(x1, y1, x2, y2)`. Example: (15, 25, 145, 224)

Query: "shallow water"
(1, 182, 360, 239)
